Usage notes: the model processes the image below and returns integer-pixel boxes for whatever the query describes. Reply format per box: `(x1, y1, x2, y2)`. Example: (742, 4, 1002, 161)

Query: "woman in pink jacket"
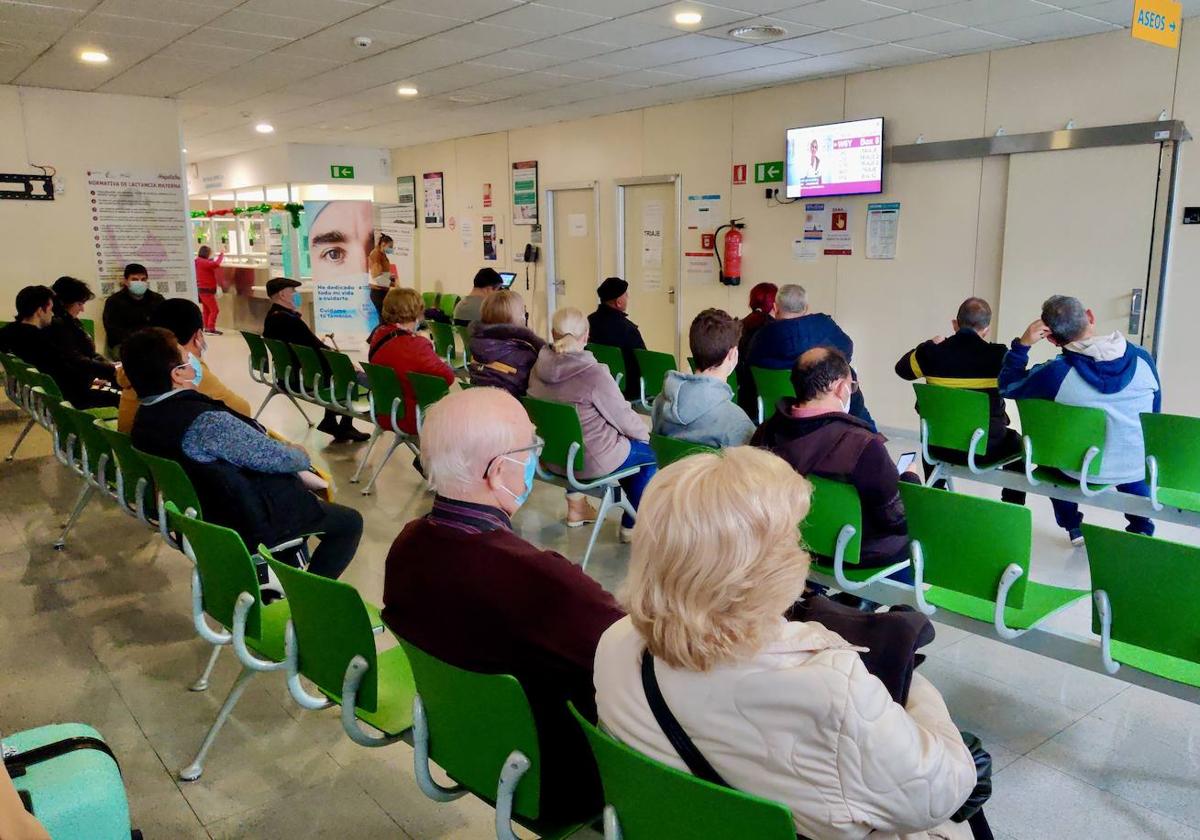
(194, 245, 224, 335)
(595, 446, 980, 840)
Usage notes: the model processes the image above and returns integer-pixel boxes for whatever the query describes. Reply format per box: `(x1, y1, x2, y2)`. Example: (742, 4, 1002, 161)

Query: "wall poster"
(87, 169, 192, 298)
(303, 200, 378, 346)
(423, 171, 444, 228)
(512, 160, 538, 225)
(482, 217, 497, 261)
(823, 204, 852, 256)
(866, 201, 900, 260)
(396, 175, 417, 226)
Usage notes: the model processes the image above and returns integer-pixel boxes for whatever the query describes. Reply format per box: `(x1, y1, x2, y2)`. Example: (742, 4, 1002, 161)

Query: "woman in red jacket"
(194, 245, 225, 335)
(368, 287, 455, 435)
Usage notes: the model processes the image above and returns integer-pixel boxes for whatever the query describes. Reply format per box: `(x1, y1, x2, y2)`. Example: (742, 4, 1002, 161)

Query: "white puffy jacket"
(594, 617, 977, 840)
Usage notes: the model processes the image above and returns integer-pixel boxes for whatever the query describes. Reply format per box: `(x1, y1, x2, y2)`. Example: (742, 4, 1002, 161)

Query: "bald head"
(955, 297, 992, 335)
(420, 388, 535, 506)
(792, 346, 852, 404)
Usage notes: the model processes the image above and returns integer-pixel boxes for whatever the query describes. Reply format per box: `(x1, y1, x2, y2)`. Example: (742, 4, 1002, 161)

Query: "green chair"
(633, 349, 676, 410)
(1142, 413, 1200, 513)
(586, 343, 626, 392)
(134, 446, 202, 549)
(803, 474, 910, 593)
(686, 356, 738, 401)
(2, 354, 40, 461)
(1084, 524, 1200, 687)
(455, 324, 473, 370)
(649, 434, 715, 469)
(568, 704, 796, 840)
(439, 293, 460, 319)
(429, 321, 456, 365)
(751, 367, 793, 423)
(167, 503, 290, 781)
(51, 405, 118, 550)
(522, 395, 644, 570)
(39, 391, 82, 477)
(263, 551, 414, 746)
(1016, 399, 1109, 496)
(254, 334, 312, 426)
(94, 423, 157, 530)
(914, 383, 1020, 485)
(901, 483, 1087, 634)
(408, 371, 451, 432)
(422, 291, 438, 310)
(353, 362, 418, 495)
(79, 317, 95, 339)
(321, 348, 370, 420)
(291, 343, 332, 406)
(399, 639, 586, 840)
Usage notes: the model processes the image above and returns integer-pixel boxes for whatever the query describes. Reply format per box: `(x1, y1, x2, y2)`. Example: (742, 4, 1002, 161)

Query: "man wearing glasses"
(381, 386, 623, 824)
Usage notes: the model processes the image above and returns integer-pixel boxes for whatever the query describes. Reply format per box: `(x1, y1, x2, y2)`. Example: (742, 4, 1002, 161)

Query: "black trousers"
(369, 286, 387, 316)
(276, 499, 362, 580)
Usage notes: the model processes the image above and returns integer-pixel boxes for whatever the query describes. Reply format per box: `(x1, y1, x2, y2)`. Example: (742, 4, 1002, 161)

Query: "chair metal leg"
(580, 486, 616, 572)
(190, 644, 223, 692)
(6, 417, 35, 461)
(178, 666, 256, 782)
(362, 436, 403, 496)
(285, 393, 313, 427)
(252, 389, 278, 420)
(350, 427, 383, 484)
(603, 805, 623, 840)
(54, 483, 95, 550)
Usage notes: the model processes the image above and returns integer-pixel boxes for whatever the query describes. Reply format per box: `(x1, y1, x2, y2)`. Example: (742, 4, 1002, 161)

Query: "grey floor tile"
(1089, 684, 1200, 748)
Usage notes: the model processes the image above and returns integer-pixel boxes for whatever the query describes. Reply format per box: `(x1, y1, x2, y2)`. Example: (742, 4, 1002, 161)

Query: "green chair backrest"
(64, 405, 113, 483)
(801, 474, 862, 565)
(41, 394, 77, 456)
(751, 367, 793, 421)
(261, 336, 295, 383)
(1082, 524, 1200, 663)
(408, 371, 450, 412)
(686, 356, 738, 398)
(167, 502, 264, 637)
(361, 362, 405, 426)
(135, 447, 203, 519)
(439, 293, 459, 318)
(650, 434, 716, 468)
(900, 483, 1032, 608)
(569, 704, 796, 840)
(454, 325, 472, 365)
(1141, 413, 1200, 495)
(34, 369, 63, 400)
(521, 395, 585, 474)
(95, 423, 155, 513)
(913, 383, 992, 454)
(240, 331, 270, 377)
(399, 639, 543, 820)
(422, 291, 437, 310)
(634, 349, 676, 400)
(291, 343, 326, 393)
(80, 318, 95, 339)
(1016, 399, 1106, 477)
(321, 349, 364, 404)
(263, 551, 383, 711)
(428, 321, 455, 361)
(586, 343, 625, 385)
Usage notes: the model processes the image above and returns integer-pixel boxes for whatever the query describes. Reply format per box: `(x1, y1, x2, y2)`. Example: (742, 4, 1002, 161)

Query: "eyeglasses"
(482, 435, 544, 479)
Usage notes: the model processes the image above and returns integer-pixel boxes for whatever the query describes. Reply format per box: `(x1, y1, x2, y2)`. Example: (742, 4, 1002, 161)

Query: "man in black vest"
(587, 277, 645, 400)
(123, 327, 361, 578)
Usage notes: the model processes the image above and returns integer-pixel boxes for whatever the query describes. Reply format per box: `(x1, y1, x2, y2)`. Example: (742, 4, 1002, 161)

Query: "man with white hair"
(381, 386, 623, 822)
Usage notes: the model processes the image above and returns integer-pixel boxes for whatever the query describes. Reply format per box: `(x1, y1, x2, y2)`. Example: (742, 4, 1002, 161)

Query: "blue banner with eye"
(304, 199, 379, 346)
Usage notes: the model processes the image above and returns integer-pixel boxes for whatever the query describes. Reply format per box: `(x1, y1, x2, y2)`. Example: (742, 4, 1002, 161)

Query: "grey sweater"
(651, 371, 756, 449)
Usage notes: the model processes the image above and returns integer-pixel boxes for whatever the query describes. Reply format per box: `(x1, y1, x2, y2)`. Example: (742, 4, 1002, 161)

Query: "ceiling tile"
(660, 43, 796, 76)
(700, 15, 819, 43)
(866, 0, 961, 8)
(0, 45, 45, 85)
(206, 8, 329, 39)
(74, 12, 194, 41)
(601, 33, 741, 68)
(349, 5, 471, 35)
(92, 0, 226, 25)
(14, 29, 156, 89)
(771, 0, 907, 29)
(834, 41, 939, 66)
(896, 25, 1023, 52)
(383, 0, 519, 21)
(535, 0, 669, 14)
(98, 54, 215, 96)
(474, 47, 571, 69)
(402, 60, 519, 93)
(1071, 0, 1134, 25)
(766, 29, 878, 54)
(770, 51, 875, 77)
(619, 1, 756, 32)
(604, 66, 690, 85)
(460, 68, 581, 96)
(237, 0, 376, 24)
(978, 9, 1120, 39)
(923, 0, 1060, 26)
(550, 58, 633, 79)
(0, 0, 86, 26)
(837, 11, 964, 40)
(177, 25, 290, 52)
(482, 3, 611, 34)
(569, 16, 681, 46)
(435, 21, 543, 49)
(273, 21, 421, 62)
(513, 35, 621, 59)
(0, 18, 76, 44)
(159, 39, 263, 66)
(376, 34, 504, 68)
(717, 0, 819, 12)
(3, 0, 98, 12)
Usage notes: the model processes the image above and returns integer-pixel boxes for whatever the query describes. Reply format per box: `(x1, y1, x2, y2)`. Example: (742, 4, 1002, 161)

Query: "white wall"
(392, 28, 1197, 430)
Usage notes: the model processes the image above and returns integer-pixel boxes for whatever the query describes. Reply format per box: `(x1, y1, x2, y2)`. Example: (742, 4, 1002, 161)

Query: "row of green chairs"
(582, 343, 744, 415)
(421, 291, 460, 318)
(349, 366, 450, 495)
(1, 352, 52, 461)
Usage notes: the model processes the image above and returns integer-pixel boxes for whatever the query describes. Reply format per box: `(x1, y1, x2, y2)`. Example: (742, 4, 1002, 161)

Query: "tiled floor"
(1, 332, 1198, 839)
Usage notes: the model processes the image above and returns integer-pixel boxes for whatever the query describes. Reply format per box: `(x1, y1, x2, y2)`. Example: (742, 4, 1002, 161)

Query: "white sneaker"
(619, 526, 635, 544)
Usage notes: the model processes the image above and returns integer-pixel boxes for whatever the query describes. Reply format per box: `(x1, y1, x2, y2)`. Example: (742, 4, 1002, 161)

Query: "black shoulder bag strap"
(640, 649, 731, 789)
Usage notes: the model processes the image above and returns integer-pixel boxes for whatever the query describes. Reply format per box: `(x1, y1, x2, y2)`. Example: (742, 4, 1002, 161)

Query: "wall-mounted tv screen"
(785, 117, 884, 199)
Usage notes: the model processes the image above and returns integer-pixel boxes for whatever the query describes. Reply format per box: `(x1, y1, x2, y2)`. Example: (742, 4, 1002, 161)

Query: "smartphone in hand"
(896, 451, 918, 474)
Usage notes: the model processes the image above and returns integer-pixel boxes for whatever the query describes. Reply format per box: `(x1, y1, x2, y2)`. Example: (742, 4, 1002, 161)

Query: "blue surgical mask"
(128, 280, 148, 297)
(502, 453, 537, 507)
(186, 353, 203, 387)
(292, 291, 303, 309)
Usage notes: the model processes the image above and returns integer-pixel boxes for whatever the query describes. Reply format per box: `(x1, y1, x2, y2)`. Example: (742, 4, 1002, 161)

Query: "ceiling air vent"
(728, 24, 788, 42)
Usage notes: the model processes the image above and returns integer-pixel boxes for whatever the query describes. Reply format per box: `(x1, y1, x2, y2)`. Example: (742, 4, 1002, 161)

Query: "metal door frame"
(543, 180, 601, 338)
(615, 174, 683, 361)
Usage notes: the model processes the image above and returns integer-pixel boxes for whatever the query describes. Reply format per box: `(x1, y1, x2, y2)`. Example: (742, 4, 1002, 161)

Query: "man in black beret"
(587, 276, 646, 400)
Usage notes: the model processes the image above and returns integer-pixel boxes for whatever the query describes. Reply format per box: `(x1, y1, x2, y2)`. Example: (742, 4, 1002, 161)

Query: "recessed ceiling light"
(396, 85, 419, 97)
(79, 50, 109, 64)
(181, 148, 188, 154)
(674, 10, 702, 25)
(728, 24, 788, 41)
(254, 122, 275, 134)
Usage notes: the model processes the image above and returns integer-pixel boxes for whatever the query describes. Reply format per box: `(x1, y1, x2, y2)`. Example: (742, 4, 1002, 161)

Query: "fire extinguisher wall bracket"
(714, 220, 745, 287)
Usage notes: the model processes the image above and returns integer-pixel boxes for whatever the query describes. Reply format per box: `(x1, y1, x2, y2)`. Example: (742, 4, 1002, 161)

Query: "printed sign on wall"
(423, 171, 444, 228)
(304, 200, 378, 345)
(512, 160, 538, 225)
(396, 175, 417, 226)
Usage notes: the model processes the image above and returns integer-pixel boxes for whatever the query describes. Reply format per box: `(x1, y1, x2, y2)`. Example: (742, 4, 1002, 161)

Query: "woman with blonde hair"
(368, 286, 454, 435)
(528, 306, 655, 537)
(595, 446, 978, 840)
(468, 290, 545, 397)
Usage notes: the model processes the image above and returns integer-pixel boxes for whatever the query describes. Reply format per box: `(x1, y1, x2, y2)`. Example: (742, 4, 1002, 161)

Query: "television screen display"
(785, 117, 884, 199)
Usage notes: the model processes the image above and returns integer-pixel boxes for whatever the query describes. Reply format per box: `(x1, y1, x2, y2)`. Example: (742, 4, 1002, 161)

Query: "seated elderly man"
(382, 386, 623, 823)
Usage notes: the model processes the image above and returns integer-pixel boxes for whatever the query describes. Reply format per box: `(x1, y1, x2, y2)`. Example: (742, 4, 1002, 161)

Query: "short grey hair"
(776, 284, 808, 315)
(421, 388, 526, 497)
(1041, 295, 1088, 343)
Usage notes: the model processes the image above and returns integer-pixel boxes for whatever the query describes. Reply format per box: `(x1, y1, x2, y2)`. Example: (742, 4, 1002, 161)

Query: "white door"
(619, 179, 680, 360)
(546, 186, 599, 333)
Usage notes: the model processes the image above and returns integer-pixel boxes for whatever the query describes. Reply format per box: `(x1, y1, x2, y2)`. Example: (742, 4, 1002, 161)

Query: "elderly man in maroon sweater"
(382, 386, 623, 823)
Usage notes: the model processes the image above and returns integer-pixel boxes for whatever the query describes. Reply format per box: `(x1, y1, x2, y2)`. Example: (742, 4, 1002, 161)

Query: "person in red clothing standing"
(367, 287, 455, 435)
(194, 245, 225, 335)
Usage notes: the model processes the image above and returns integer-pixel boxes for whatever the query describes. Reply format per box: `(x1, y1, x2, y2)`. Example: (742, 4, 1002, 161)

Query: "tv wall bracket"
(0, 172, 55, 201)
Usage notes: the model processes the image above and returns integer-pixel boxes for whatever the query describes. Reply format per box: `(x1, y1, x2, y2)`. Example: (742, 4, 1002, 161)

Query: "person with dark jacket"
(752, 347, 921, 575)
(748, 283, 875, 430)
(101, 263, 164, 357)
(383, 386, 624, 824)
(47, 276, 117, 384)
(262, 277, 369, 443)
(735, 282, 776, 419)
(367, 287, 455, 436)
(124, 327, 361, 578)
(895, 296, 1025, 505)
(468, 289, 544, 396)
(587, 276, 646, 400)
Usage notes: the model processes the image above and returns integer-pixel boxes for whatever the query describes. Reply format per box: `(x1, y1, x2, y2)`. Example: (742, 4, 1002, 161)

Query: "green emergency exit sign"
(754, 161, 784, 183)
(330, 165, 355, 179)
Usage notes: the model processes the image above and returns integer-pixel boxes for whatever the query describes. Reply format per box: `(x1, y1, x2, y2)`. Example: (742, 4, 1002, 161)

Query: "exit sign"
(1132, 0, 1181, 47)
(754, 161, 784, 183)
(330, 165, 355, 179)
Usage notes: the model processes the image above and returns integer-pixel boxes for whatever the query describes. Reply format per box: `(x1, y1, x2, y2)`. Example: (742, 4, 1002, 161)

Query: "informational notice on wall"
(377, 203, 415, 285)
(792, 237, 819, 262)
(641, 199, 664, 290)
(866, 201, 900, 260)
(460, 216, 474, 251)
(87, 169, 192, 298)
(685, 251, 716, 283)
(512, 160, 538, 225)
(423, 171, 444, 228)
(823, 204, 852, 256)
(568, 213, 587, 238)
(799, 202, 826, 261)
(268, 217, 285, 278)
(685, 193, 721, 230)
(482, 218, 497, 261)
(396, 175, 417, 226)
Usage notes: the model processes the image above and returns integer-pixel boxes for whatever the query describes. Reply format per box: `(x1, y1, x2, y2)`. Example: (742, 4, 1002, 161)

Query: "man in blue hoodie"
(748, 283, 875, 430)
(999, 295, 1161, 544)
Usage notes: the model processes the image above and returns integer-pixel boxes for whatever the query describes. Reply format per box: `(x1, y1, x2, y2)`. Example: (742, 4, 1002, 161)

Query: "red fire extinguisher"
(714, 219, 745, 286)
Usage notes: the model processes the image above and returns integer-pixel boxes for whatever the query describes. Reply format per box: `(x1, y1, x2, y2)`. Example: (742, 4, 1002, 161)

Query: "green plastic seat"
(1142, 413, 1200, 513)
(901, 483, 1087, 634)
(429, 321, 456, 364)
(633, 349, 676, 408)
(79, 317, 95, 339)
(586, 343, 626, 392)
(1015, 399, 1110, 496)
(1083, 524, 1200, 688)
(455, 324, 473, 368)
(239, 330, 272, 385)
(803, 474, 910, 592)
(914, 383, 1019, 479)
(321, 348, 370, 416)
(263, 551, 415, 741)
(39, 391, 80, 469)
(352, 362, 417, 494)
(47, 404, 117, 550)
(166, 502, 290, 781)
(94, 423, 157, 527)
(245, 332, 312, 426)
(408, 371, 451, 430)
(568, 704, 796, 840)
(262, 336, 298, 392)
(422, 291, 438, 310)
(2, 356, 43, 461)
(649, 434, 716, 468)
(399, 639, 585, 840)
(134, 446, 202, 548)
(439, 293, 460, 318)
(290, 343, 335, 404)
(686, 356, 738, 401)
(751, 367, 793, 423)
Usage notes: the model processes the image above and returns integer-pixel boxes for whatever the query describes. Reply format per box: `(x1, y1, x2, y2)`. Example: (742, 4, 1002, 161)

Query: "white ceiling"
(1, 0, 1195, 160)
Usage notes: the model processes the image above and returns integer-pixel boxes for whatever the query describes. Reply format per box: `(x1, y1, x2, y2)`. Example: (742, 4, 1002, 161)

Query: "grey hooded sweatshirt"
(651, 371, 756, 449)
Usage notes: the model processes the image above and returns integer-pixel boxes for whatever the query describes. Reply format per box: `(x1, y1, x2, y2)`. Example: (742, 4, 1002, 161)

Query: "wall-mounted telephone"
(523, 243, 540, 263)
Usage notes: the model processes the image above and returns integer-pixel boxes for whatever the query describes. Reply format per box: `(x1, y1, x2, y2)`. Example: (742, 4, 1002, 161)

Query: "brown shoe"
(566, 495, 598, 528)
